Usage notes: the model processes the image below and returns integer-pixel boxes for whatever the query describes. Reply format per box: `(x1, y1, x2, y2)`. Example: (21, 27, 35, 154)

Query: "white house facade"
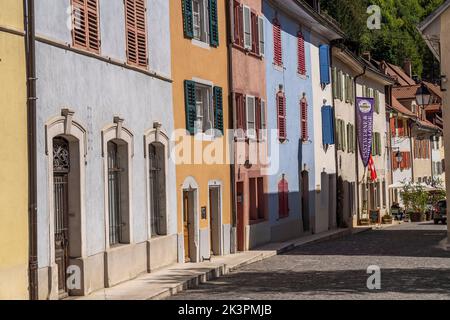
(34, 0, 177, 299)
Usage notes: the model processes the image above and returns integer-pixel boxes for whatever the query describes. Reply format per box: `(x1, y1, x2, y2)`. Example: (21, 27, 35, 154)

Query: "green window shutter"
(209, 0, 219, 47)
(332, 67, 337, 99)
(374, 90, 379, 113)
(338, 71, 343, 101)
(184, 80, 196, 135)
(182, 0, 194, 39)
(347, 123, 351, 153)
(350, 77, 354, 104)
(377, 133, 382, 156)
(213, 86, 224, 134)
(342, 121, 346, 151)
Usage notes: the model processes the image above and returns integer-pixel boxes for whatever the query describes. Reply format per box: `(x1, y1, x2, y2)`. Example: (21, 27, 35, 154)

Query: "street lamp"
(415, 83, 432, 107)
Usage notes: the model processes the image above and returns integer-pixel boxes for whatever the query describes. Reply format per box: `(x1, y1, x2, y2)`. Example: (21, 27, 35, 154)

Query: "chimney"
(362, 51, 371, 62)
(403, 59, 412, 78)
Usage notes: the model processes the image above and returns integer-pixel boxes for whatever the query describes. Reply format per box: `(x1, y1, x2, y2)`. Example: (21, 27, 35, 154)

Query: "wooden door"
(236, 182, 245, 251)
(183, 191, 191, 262)
(209, 187, 221, 256)
(301, 170, 310, 232)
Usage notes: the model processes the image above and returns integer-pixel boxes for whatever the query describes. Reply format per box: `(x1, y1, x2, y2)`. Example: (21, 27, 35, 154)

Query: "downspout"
(24, 0, 38, 300)
(354, 66, 367, 226)
(226, 0, 237, 253)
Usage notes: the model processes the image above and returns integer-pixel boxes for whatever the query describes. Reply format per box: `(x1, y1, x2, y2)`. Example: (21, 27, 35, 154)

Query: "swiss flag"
(368, 155, 377, 181)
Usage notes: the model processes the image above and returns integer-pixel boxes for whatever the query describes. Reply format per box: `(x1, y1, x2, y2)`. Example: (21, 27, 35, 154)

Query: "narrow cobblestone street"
(168, 223, 450, 300)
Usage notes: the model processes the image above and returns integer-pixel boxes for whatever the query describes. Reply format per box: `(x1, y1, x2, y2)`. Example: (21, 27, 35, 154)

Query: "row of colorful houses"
(0, 0, 445, 299)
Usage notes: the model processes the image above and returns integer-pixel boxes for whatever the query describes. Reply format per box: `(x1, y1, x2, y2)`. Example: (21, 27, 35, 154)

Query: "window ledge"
(273, 64, 284, 72)
(249, 218, 266, 225)
(297, 73, 308, 80)
(192, 39, 211, 50)
(194, 132, 218, 141)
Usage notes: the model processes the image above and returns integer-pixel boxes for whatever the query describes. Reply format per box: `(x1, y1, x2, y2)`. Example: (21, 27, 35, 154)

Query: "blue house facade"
(262, 0, 343, 241)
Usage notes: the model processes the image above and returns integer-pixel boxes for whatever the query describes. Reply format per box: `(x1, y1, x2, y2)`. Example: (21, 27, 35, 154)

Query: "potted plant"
(401, 183, 428, 222)
(382, 214, 393, 224)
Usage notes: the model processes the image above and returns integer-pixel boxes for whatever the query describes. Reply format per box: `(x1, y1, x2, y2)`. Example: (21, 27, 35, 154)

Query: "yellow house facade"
(0, 0, 29, 299)
(170, 0, 232, 262)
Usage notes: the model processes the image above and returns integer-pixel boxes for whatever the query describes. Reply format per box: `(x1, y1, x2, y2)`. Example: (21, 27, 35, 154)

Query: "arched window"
(107, 139, 130, 246)
(149, 142, 167, 236)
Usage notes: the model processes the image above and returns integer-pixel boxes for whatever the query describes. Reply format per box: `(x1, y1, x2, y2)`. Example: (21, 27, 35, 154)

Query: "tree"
(320, 0, 444, 80)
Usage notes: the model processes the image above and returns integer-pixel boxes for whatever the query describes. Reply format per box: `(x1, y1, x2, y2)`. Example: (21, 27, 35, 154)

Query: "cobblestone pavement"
(168, 222, 450, 300)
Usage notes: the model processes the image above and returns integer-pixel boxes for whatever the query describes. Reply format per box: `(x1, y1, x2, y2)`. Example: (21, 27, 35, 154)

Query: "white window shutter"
(243, 6, 252, 50)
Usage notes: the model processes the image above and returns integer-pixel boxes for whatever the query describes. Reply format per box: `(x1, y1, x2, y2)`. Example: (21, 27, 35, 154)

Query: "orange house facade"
(170, 0, 233, 262)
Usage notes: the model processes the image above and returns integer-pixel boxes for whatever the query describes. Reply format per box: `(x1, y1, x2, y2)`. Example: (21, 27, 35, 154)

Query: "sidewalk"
(75, 227, 370, 300)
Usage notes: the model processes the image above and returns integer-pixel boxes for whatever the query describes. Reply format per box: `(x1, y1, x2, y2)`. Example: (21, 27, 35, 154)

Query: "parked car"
(433, 200, 447, 225)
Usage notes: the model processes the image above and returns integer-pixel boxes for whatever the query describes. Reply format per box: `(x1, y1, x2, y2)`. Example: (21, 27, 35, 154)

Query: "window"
(382, 180, 386, 208)
(246, 96, 256, 138)
(273, 18, 282, 66)
(71, 0, 100, 53)
(107, 140, 130, 246)
(233, 1, 243, 47)
(276, 90, 286, 142)
(347, 123, 355, 153)
(300, 98, 308, 141)
(183, 0, 219, 46)
(319, 44, 330, 85)
(255, 98, 266, 140)
(278, 176, 289, 218)
(125, 0, 148, 68)
(184, 80, 223, 135)
(297, 31, 306, 75)
(149, 142, 167, 237)
(233, 2, 264, 56)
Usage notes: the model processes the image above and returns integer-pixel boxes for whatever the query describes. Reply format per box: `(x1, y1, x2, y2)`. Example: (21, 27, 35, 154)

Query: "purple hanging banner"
(356, 97, 374, 167)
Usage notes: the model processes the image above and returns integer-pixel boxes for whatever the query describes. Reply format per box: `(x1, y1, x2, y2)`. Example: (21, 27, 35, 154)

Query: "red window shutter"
(125, 0, 148, 68)
(277, 92, 286, 141)
(301, 98, 308, 141)
(273, 19, 282, 66)
(233, 1, 243, 46)
(392, 152, 397, 170)
(390, 118, 396, 136)
(297, 31, 306, 75)
(72, 0, 100, 53)
(235, 93, 246, 130)
(251, 11, 259, 54)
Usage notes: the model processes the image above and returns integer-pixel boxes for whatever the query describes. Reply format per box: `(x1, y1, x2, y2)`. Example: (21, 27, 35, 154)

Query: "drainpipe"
(354, 66, 367, 225)
(24, 0, 38, 300)
(226, 0, 237, 253)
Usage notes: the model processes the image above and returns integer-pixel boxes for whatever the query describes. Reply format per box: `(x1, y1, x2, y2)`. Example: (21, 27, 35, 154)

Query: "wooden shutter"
(277, 91, 286, 141)
(235, 93, 246, 130)
(251, 11, 259, 54)
(332, 67, 337, 99)
(273, 18, 282, 66)
(182, 0, 194, 39)
(258, 16, 264, 56)
(184, 80, 197, 135)
(233, 1, 243, 46)
(321, 105, 334, 145)
(374, 90, 379, 113)
(214, 86, 224, 134)
(209, 0, 219, 47)
(72, 0, 100, 53)
(125, 0, 148, 68)
(301, 98, 308, 141)
(390, 118, 396, 136)
(319, 44, 330, 85)
(297, 31, 306, 75)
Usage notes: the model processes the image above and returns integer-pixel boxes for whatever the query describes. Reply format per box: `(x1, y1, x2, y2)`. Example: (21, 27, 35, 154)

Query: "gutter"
(24, 0, 38, 300)
(226, 0, 237, 253)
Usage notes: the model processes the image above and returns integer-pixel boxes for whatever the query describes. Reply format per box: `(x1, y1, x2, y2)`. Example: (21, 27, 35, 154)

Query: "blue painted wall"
(262, 0, 316, 238)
